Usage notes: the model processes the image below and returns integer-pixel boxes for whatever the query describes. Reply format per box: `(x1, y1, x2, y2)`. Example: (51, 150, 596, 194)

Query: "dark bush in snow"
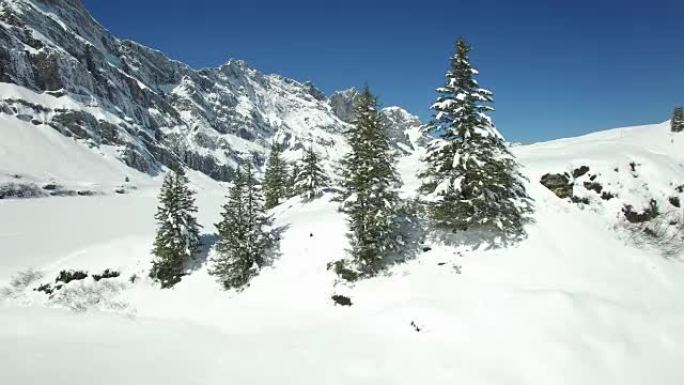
(600, 191, 616, 200)
(92, 269, 120, 282)
(572, 166, 590, 178)
(34, 283, 54, 295)
(331, 294, 352, 306)
(668, 196, 681, 208)
(622, 200, 659, 223)
(55, 270, 88, 284)
(328, 260, 359, 282)
(583, 181, 603, 194)
(571, 196, 590, 205)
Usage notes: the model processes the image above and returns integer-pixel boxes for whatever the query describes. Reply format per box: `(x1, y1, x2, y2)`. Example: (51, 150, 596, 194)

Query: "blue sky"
(82, 0, 684, 143)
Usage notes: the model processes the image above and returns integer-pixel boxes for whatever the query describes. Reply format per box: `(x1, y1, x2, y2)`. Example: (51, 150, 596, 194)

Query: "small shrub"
(601, 191, 616, 200)
(622, 199, 659, 223)
(331, 294, 352, 306)
(92, 269, 120, 282)
(55, 270, 88, 284)
(1, 269, 43, 299)
(328, 260, 359, 282)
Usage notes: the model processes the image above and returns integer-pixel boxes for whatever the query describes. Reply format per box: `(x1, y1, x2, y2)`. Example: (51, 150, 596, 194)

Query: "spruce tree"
(672, 107, 684, 133)
(150, 168, 202, 288)
(263, 142, 289, 208)
(294, 144, 330, 200)
(210, 163, 273, 290)
(419, 39, 531, 235)
(288, 162, 301, 198)
(338, 86, 402, 277)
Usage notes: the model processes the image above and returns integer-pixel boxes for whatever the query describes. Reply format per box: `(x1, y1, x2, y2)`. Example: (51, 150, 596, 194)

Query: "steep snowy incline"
(1, 121, 684, 384)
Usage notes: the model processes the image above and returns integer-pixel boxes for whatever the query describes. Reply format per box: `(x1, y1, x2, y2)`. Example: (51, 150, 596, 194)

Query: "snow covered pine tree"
(150, 168, 202, 288)
(210, 163, 273, 290)
(336, 86, 403, 278)
(418, 39, 531, 236)
(288, 162, 301, 198)
(293, 144, 330, 200)
(264, 141, 289, 209)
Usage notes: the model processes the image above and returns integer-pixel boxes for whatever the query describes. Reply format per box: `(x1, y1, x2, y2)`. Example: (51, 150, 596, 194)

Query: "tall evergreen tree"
(150, 168, 202, 288)
(672, 106, 684, 133)
(288, 162, 301, 198)
(210, 163, 273, 290)
(263, 141, 289, 209)
(419, 39, 531, 235)
(294, 144, 330, 200)
(338, 85, 402, 277)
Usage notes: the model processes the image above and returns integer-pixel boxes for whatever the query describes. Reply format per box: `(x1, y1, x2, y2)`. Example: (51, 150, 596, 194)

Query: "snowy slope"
(1, 119, 683, 384)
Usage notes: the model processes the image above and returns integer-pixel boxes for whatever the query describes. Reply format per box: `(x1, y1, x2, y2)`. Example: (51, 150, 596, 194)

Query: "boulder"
(540, 173, 573, 198)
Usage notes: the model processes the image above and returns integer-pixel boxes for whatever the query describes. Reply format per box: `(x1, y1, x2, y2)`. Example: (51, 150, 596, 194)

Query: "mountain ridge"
(0, 0, 423, 182)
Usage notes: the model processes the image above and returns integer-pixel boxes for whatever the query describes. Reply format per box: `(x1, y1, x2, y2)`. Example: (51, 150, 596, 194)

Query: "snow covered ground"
(1, 115, 684, 384)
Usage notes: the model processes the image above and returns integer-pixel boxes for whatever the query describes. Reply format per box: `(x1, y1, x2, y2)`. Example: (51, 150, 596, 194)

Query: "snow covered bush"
(622, 204, 684, 257)
(0, 182, 46, 199)
(50, 279, 129, 312)
(0, 269, 43, 300)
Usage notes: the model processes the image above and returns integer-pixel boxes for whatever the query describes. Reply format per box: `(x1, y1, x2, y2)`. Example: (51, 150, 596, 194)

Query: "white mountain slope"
(1, 115, 683, 384)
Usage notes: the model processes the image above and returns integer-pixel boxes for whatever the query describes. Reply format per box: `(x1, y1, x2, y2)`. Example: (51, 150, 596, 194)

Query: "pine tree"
(419, 39, 531, 235)
(150, 168, 202, 288)
(672, 106, 684, 133)
(337, 85, 402, 277)
(263, 142, 289, 209)
(294, 144, 330, 200)
(210, 163, 273, 290)
(288, 162, 301, 197)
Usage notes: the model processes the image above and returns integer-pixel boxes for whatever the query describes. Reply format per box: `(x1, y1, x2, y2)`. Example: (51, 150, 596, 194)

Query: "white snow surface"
(1, 117, 684, 384)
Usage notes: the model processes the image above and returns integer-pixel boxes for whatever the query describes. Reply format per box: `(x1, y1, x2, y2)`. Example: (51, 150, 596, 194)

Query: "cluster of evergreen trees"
(150, 141, 332, 289)
(264, 141, 331, 208)
(672, 107, 684, 133)
(150, 38, 532, 288)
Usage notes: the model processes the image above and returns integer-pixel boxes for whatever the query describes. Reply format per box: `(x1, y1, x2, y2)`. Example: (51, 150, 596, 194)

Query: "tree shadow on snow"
(427, 226, 527, 251)
(186, 233, 218, 273)
(261, 224, 291, 268)
(373, 204, 428, 274)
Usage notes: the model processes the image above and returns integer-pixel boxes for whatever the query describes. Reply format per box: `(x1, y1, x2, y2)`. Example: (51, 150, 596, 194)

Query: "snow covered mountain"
(0, 0, 422, 186)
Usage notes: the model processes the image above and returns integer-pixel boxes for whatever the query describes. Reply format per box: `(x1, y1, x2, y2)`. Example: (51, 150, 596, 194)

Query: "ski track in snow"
(1, 116, 684, 384)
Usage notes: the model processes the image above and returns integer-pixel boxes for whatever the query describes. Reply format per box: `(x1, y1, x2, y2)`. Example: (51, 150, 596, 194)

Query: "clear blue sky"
(82, 0, 684, 143)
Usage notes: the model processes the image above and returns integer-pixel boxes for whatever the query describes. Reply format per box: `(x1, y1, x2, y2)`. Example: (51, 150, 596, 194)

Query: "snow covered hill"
(0, 0, 422, 185)
(1, 115, 683, 384)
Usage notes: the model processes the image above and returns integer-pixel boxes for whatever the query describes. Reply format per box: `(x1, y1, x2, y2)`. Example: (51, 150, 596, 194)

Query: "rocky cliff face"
(0, 0, 423, 180)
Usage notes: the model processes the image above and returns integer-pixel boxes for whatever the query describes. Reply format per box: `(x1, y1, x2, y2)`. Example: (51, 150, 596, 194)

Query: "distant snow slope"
(1, 119, 683, 384)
